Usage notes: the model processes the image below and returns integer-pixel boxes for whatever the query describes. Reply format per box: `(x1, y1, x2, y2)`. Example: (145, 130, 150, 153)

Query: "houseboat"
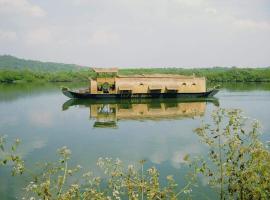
(62, 68, 219, 99)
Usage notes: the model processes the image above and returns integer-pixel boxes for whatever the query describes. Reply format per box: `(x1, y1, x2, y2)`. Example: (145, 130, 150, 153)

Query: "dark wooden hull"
(62, 88, 219, 99)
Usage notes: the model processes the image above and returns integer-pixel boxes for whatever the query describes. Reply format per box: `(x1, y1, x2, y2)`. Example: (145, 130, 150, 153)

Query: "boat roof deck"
(117, 74, 197, 79)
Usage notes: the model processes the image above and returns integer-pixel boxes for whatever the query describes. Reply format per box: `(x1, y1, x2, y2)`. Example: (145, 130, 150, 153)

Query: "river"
(0, 82, 270, 199)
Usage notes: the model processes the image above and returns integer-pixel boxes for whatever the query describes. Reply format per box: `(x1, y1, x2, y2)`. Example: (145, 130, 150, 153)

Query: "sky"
(0, 0, 270, 68)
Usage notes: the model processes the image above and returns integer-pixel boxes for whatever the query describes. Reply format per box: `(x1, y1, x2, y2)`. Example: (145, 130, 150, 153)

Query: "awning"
(148, 85, 163, 90)
(166, 85, 179, 90)
(92, 67, 118, 73)
(118, 85, 133, 91)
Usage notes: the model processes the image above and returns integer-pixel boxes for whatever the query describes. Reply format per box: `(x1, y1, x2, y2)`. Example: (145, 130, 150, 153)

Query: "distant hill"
(0, 55, 87, 72)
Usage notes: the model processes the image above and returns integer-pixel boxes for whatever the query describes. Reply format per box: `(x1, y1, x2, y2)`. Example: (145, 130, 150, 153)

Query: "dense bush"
(120, 67, 270, 82)
(1, 67, 270, 83)
(0, 70, 95, 83)
(194, 109, 270, 199)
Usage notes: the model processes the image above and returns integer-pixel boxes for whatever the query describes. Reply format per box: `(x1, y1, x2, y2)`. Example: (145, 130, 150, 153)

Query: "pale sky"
(0, 0, 270, 67)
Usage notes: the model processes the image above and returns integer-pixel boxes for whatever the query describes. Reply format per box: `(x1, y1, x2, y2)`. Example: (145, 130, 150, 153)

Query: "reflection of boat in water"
(62, 98, 219, 128)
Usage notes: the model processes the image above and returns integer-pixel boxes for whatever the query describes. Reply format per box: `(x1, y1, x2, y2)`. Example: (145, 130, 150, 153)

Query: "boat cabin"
(89, 68, 206, 94)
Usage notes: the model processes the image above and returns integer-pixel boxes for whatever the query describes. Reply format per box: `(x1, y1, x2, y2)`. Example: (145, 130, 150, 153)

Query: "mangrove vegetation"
(1, 67, 270, 83)
(1, 55, 270, 83)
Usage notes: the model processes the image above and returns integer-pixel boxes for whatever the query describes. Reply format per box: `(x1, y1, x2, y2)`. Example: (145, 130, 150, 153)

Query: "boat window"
(182, 83, 187, 86)
(148, 85, 162, 91)
(166, 90, 178, 93)
(120, 90, 132, 94)
(110, 84, 115, 90)
(149, 89, 161, 93)
(97, 84, 102, 91)
(192, 83, 196, 86)
(102, 82, 110, 93)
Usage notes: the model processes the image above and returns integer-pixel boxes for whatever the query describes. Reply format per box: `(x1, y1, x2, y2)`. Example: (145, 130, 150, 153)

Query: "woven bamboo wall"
(115, 76, 206, 94)
(96, 77, 115, 84)
(89, 75, 206, 94)
(90, 79, 98, 94)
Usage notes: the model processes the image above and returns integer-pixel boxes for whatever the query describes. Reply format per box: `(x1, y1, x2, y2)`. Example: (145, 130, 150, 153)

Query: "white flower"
(115, 158, 122, 165)
(128, 164, 134, 171)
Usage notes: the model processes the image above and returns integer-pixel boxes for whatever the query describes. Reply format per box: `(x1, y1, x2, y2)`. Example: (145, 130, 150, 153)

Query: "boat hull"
(62, 88, 219, 99)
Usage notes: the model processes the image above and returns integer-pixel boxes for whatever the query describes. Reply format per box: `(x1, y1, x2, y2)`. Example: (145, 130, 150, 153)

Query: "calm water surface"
(0, 83, 270, 199)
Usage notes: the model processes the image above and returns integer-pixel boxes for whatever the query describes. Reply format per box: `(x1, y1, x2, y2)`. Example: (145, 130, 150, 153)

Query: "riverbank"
(1, 67, 270, 83)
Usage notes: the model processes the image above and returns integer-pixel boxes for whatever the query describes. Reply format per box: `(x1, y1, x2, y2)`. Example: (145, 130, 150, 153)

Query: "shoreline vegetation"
(0, 55, 270, 83)
(1, 67, 270, 83)
(1, 109, 270, 199)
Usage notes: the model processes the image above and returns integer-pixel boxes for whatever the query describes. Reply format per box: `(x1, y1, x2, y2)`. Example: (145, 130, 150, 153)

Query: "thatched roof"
(92, 68, 118, 73)
(118, 74, 195, 78)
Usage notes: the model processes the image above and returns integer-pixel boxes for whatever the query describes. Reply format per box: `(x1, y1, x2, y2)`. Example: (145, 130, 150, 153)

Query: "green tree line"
(1, 67, 270, 83)
(120, 67, 270, 82)
(0, 69, 95, 83)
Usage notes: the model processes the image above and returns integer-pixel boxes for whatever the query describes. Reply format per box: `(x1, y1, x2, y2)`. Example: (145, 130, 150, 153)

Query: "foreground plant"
(21, 148, 193, 200)
(0, 136, 194, 199)
(0, 135, 24, 175)
(194, 108, 270, 199)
